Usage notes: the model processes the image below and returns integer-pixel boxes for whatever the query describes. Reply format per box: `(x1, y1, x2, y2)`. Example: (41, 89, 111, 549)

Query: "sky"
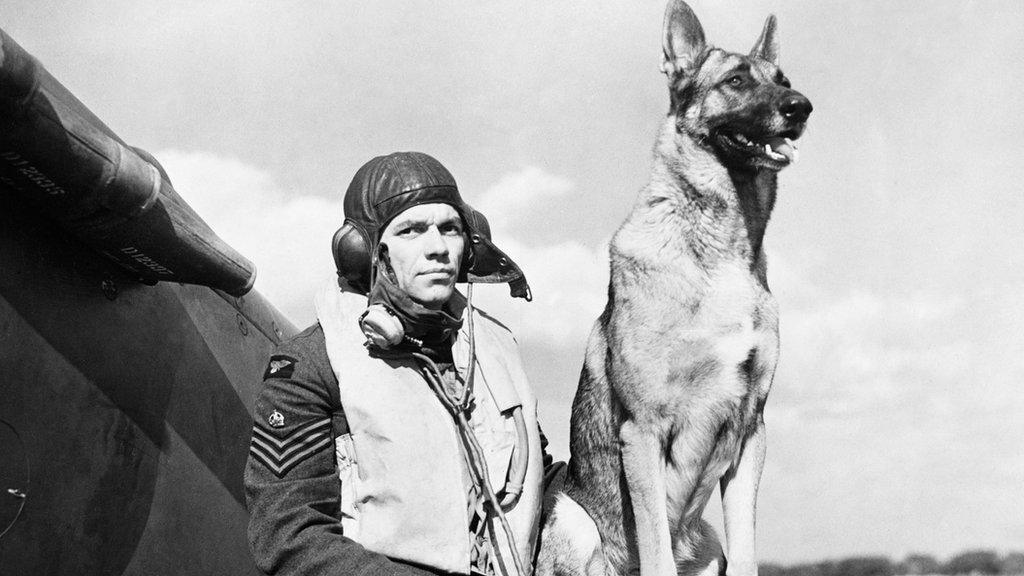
(3, 0, 1022, 565)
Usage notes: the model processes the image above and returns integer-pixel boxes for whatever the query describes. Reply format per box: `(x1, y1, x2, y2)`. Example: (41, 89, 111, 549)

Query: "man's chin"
(408, 285, 456, 310)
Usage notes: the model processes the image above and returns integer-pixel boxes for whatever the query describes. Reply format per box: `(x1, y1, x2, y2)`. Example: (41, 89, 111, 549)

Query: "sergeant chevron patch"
(249, 418, 332, 478)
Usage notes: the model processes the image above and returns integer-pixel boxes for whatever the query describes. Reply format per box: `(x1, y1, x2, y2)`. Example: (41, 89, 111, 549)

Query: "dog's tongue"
(766, 137, 796, 162)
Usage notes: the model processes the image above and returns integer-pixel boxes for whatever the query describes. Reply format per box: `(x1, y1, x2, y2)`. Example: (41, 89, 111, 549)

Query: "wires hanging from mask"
(411, 284, 529, 576)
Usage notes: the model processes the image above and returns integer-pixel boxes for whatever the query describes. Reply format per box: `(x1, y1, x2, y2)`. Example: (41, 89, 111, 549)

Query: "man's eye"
(441, 224, 463, 235)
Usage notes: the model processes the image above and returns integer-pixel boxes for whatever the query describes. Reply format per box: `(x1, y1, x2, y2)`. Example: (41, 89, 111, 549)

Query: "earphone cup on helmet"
(332, 222, 372, 293)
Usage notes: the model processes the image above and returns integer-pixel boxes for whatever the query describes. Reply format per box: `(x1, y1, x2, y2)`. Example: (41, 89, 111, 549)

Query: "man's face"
(379, 203, 466, 309)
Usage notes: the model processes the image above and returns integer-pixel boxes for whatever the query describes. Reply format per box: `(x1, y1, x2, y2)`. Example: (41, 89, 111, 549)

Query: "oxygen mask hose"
(499, 407, 529, 510)
(462, 284, 530, 509)
(457, 284, 529, 512)
(411, 284, 528, 576)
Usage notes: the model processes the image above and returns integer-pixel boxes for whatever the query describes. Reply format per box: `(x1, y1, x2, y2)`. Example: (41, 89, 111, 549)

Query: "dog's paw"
(724, 560, 759, 576)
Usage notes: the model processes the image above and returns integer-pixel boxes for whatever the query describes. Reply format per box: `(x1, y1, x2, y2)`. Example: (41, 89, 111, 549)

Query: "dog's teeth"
(764, 144, 772, 155)
(784, 137, 798, 150)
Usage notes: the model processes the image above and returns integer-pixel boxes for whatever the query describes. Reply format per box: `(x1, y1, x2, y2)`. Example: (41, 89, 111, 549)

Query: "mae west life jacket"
(315, 278, 544, 575)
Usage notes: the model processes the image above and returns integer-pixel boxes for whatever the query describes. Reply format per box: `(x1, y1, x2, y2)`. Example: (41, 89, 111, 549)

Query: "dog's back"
(537, 3, 811, 576)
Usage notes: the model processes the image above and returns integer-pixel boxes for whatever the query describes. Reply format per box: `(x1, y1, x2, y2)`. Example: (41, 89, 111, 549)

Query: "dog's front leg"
(719, 416, 767, 576)
(620, 419, 676, 576)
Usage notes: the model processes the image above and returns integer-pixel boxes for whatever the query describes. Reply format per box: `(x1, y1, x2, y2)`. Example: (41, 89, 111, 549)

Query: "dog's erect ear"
(750, 14, 779, 65)
(661, 0, 706, 78)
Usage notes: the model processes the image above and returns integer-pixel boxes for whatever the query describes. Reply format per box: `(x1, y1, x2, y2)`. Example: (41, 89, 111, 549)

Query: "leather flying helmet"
(332, 151, 531, 300)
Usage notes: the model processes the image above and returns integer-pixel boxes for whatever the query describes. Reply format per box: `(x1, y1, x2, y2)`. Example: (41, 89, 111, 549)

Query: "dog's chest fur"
(611, 177, 780, 410)
(632, 243, 779, 529)
(615, 196, 777, 423)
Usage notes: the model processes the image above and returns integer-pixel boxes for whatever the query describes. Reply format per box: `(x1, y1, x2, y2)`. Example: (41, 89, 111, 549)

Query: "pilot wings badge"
(263, 355, 296, 380)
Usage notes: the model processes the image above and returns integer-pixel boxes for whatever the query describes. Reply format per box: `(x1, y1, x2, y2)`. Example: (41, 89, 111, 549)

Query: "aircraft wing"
(0, 26, 297, 575)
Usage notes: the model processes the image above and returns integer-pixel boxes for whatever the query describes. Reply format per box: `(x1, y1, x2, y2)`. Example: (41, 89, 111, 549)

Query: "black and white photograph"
(1, 2, 1021, 575)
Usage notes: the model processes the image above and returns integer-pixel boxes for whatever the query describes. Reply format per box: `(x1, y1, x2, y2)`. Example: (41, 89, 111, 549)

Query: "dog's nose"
(779, 95, 812, 123)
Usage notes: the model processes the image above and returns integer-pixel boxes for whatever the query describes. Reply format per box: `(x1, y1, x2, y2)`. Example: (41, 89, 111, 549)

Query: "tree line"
(761, 550, 1024, 576)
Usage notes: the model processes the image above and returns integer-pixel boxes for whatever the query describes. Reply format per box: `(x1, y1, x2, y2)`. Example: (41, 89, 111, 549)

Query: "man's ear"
(661, 0, 706, 78)
(750, 14, 779, 66)
(375, 243, 394, 276)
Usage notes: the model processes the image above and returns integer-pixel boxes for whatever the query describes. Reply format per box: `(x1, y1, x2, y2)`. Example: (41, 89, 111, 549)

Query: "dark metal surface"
(0, 26, 297, 575)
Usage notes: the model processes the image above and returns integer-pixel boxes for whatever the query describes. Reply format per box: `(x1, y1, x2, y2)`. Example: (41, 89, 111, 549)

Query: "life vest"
(315, 278, 544, 575)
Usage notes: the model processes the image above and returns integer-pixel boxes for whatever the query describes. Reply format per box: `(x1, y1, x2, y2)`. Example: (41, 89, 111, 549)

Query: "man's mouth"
(420, 269, 455, 277)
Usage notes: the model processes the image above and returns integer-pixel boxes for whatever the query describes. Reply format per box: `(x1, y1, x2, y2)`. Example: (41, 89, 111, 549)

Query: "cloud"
(473, 166, 576, 230)
(464, 166, 609, 349)
(468, 236, 608, 349)
(156, 149, 340, 327)
(772, 287, 992, 422)
(758, 271, 1024, 560)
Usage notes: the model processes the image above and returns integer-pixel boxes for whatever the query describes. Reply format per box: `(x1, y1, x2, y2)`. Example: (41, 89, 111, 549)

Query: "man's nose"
(422, 226, 449, 257)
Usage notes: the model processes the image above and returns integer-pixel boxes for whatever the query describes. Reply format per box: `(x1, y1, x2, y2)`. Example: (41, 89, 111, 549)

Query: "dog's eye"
(726, 75, 745, 87)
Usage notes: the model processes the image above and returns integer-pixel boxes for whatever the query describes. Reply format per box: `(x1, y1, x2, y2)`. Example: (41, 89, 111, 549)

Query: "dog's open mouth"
(716, 129, 801, 167)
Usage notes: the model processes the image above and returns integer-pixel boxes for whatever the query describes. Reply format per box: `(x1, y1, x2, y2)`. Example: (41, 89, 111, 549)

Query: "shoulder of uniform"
(274, 323, 327, 358)
(252, 322, 346, 467)
(263, 323, 335, 384)
(279, 322, 326, 349)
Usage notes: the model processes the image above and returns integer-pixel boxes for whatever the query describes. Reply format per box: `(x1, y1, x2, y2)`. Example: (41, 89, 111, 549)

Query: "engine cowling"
(0, 28, 256, 296)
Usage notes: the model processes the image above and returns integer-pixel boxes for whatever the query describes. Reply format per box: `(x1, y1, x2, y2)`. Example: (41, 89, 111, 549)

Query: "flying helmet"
(331, 151, 531, 300)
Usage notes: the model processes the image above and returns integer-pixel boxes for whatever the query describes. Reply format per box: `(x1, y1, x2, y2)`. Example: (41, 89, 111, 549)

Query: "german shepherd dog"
(536, 2, 811, 576)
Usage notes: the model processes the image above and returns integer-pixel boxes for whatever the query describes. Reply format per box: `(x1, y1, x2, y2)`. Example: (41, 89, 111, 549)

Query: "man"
(245, 151, 549, 576)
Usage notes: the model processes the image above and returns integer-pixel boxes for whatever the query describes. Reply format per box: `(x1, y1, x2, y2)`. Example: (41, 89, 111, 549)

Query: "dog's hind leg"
(536, 494, 607, 576)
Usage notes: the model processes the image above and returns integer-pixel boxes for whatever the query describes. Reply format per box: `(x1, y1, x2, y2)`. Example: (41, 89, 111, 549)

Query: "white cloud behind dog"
(761, 271, 1024, 558)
